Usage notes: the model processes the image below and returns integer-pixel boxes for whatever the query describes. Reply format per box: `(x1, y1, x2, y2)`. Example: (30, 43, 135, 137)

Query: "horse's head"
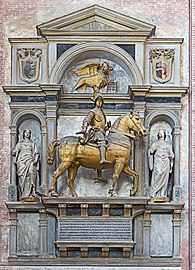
(128, 110, 148, 138)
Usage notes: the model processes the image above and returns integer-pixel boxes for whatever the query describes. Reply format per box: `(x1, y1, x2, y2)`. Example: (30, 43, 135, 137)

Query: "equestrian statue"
(47, 95, 147, 197)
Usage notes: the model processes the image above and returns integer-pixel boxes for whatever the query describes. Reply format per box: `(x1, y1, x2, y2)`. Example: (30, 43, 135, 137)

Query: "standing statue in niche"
(148, 130, 174, 202)
(12, 129, 40, 201)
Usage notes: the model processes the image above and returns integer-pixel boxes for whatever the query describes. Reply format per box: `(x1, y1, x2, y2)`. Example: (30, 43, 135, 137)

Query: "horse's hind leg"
(67, 165, 79, 197)
(49, 161, 71, 197)
(109, 162, 124, 197)
(123, 165, 139, 196)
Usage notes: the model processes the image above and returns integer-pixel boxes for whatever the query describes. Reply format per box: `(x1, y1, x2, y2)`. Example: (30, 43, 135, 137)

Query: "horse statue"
(47, 111, 147, 197)
(74, 61, 113, 96)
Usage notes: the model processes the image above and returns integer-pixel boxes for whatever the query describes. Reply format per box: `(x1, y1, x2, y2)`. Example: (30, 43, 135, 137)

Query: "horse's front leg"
(67, 165, 79, 197)
(123, 165, 139, 196)
(49, 161, 71, 197)
(109, 162, 124, 197)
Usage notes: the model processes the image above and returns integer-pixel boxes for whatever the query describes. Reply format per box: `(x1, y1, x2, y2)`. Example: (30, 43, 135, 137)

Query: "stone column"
(40, 126, 47, 194)
(143, 210, 151, 257)
(143, 132, 150, 197)
(9, 126, 18, 201)
(41, 84, 62, 192)
(9, 209, 17, 257)
(172, 209, 182, 258)
(172, 126, 182, 202)
(130, 86, 150, 196)
(39, 209, 47, 257)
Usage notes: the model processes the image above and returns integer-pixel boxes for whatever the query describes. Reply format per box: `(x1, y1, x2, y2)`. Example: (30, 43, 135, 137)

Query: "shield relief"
(150, 49, 175, 83)
(17, 48, 42, 83)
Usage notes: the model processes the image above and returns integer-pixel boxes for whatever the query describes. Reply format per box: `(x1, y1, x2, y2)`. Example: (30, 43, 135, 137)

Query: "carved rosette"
(149, 49, 175, 83)
(17, 48, 42, 83)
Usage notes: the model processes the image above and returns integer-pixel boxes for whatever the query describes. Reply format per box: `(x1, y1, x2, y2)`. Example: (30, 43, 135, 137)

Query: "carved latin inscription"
(58, 218, 133, 243)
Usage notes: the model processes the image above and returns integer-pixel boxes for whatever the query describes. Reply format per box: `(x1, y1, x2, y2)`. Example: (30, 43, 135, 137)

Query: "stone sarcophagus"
(6, 198, 184, 266)
(4, 5, 187, 269)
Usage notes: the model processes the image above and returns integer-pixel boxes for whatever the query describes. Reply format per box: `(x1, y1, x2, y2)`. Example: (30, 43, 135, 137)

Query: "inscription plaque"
(58, 218, 132, 243)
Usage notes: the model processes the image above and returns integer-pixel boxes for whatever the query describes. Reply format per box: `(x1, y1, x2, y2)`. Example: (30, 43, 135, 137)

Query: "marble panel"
(48, 215, 56, 256)
(150, 214, 173, 257)
(134, 215, 143, 256)
(17, 213, 39, 256)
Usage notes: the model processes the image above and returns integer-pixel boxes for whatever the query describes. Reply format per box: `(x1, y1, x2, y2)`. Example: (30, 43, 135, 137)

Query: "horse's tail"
(47, 139, 61, 165)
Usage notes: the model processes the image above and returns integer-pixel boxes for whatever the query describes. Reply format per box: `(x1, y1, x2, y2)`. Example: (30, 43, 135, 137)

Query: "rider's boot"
(99, 146, 111, 164)
(94, 169, 107, 182)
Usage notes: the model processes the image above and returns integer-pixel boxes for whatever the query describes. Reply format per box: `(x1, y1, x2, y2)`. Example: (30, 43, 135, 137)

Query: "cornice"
(148, 86, 188, 96)
(9, 38, 47, 44)
(3, 84, 62, 96)
(130, 85, 188, 98)
(146, 38, 184, 44)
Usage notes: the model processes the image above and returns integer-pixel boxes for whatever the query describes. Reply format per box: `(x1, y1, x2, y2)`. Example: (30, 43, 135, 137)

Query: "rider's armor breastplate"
(91, 108, 106, 132)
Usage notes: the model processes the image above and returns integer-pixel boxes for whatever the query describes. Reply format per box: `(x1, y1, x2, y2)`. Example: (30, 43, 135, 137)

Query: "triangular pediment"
(37, 5, 155, 39)
(63, 19, 120, 31)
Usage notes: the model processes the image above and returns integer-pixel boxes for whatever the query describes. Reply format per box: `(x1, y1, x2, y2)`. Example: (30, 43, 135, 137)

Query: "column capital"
(130, 85, 151, 98)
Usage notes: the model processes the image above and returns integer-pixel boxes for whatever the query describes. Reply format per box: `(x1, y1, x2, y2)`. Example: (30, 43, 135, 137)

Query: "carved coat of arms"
(17, 48, 42, 83)
(149, 49, 175, 83)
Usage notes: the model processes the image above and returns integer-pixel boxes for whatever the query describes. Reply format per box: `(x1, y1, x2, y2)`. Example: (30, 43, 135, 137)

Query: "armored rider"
(80, 94, 111, 164)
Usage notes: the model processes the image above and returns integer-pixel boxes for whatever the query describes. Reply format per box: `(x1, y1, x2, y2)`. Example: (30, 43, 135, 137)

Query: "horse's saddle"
(77, 128, 131, 150)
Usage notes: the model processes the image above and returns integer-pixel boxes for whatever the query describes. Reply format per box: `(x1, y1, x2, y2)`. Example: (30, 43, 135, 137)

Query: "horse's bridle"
(129, 115, 144, 136)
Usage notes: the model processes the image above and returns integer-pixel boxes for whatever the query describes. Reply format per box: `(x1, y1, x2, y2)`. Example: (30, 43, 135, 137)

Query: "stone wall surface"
(191, 0, 195, 270)
(0, 0, 192, 269)
(0, 267, 183, 270)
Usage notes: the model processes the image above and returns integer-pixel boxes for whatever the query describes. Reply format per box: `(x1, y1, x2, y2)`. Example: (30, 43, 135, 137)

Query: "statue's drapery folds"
(148, 131, 174, 201)
(12, 129, 40, 200)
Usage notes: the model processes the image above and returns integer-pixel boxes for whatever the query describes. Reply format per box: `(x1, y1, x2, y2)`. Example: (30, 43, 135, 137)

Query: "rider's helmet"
(94, 94, 104, 104)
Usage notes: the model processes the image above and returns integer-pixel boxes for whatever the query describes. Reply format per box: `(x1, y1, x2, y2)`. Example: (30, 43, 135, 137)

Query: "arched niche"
(144, 110, 181, 198)
(50, 42, 143, 94)
(10, 110, 47, 200)
(17, 118, 41, 149)
(12, 109, 46, 128)
(145, 111, 179, 129)
(149, 121, 173, 146)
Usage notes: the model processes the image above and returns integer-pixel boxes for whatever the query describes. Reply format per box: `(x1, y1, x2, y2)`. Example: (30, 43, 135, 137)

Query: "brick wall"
(0, 0, 190, 268)
(191, 0, 195, 270)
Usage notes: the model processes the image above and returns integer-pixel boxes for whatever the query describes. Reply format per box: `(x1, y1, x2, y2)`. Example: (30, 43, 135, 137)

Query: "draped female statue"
(148, 130, 174, 201)
(12, 129, 40, 200)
